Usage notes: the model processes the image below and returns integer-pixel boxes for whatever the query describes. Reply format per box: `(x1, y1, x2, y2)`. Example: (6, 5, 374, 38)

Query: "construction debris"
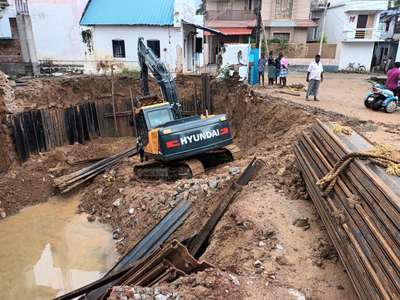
(279, 90, 301, 97)
(294, 119, 400, 300)
(56, 199, 192, 300)
(187, 157, 264, 257)
(56, 158, 263, 300)
(54, 147, 137, 193)
(103, 240, 212, 293)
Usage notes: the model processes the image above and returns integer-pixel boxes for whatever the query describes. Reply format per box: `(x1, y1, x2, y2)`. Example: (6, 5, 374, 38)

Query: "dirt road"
(258, 72, 399, 126)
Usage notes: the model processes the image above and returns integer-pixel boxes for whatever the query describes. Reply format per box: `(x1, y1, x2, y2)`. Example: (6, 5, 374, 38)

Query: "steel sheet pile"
(294, 119, 400, 300)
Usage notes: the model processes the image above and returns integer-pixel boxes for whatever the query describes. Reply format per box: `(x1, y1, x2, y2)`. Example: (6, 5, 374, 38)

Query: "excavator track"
(134, 159, 205, 181)
(134, 144, 241, 181)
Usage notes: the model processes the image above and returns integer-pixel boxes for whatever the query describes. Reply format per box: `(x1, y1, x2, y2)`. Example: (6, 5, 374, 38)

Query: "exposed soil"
(0, 137, 133, 218)
(1, 73, 399, 299)
(10, 75, 157, 113)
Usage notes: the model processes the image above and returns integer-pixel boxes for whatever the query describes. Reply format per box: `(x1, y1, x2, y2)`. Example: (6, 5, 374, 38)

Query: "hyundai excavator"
(131, 38, 240, 180)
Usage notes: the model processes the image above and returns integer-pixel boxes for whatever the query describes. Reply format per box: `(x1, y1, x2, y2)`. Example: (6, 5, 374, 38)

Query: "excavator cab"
(134, 102, 175, 161)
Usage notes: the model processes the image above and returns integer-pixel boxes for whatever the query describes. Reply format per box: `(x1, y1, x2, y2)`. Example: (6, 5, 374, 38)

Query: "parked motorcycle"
(364, 84, 399, 113)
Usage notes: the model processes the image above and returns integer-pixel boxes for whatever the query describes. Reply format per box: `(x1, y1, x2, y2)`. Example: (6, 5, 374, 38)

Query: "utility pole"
(255, 0, 262, 48)
(319, 1, 331, 56)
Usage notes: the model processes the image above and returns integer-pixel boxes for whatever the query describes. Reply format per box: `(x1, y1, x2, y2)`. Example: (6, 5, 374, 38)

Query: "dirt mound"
(0, 137, 132, 218)
(11, 75, 158, 113)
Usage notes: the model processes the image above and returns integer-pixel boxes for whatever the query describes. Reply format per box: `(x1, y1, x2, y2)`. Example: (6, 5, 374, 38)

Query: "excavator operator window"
(146, 109, 173, 129)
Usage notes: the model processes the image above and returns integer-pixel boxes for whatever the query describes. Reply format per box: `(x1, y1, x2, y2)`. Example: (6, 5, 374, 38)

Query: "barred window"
(112, 40, 126, 58)
(275, 0, 293, 19)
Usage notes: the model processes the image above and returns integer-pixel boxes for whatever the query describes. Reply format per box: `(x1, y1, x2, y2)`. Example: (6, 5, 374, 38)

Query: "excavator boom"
(137, 37, 181, 118)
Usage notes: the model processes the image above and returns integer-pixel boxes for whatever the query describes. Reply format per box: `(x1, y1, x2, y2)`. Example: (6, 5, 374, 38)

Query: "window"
(112, 40, 125, 58)
(147, 109, 173, 128)
(385, 21, 391, 32)
(147, 40, 160, 58)
(273, 32, 290, 41)
(245, 0, 253, 11)
(196, 37, 202, 53)
(356, 15, 368, 29)
(275, 0, 293, 19)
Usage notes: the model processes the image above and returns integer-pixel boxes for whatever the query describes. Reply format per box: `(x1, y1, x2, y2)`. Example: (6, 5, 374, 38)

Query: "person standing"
(275, 54, 281, 84)
(306, 54, 324, 101)
(279, 53, 289, 87)
(267, 51, 276, 85)
(258, 54, 267, 86)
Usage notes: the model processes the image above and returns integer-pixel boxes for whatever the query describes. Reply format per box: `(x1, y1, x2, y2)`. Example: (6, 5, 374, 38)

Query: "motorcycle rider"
(385, 61, 400, 96)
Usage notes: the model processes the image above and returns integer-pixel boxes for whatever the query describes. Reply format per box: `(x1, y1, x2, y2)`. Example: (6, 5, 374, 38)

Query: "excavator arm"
(137, 38, 181, 119)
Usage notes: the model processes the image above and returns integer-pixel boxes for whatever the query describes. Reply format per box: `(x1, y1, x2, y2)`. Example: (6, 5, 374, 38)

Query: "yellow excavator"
(130, 38, 240, 180)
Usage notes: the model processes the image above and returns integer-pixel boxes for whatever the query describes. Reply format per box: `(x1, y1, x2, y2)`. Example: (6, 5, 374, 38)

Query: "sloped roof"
(80, 0, 175, 26)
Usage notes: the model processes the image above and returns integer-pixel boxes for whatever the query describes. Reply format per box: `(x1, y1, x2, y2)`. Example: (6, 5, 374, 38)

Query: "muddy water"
(0, 196, 117, 300)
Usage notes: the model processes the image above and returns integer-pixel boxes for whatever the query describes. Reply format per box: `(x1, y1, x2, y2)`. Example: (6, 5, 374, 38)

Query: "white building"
(311, 0, 388, 71)
(80, 0, 208, 74)
(0, 0, 88, 74)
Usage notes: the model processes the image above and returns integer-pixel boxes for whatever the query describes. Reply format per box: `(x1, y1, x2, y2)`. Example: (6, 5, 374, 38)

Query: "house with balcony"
(204, 0, 257, 64)
(312, 0, 387, 71)
(261, 0, 316, 43)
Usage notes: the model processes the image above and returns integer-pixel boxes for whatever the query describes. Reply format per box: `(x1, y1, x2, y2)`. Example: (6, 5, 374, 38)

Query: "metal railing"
(343, 28, 382, 41)
(205, 10, 256, 21)
(15, 0, 29, 15)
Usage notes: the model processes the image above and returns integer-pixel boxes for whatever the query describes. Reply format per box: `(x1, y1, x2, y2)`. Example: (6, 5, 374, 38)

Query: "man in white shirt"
(306, 54, 324, 101)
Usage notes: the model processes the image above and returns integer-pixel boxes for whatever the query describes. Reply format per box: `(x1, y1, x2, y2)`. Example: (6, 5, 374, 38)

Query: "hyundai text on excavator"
(131, 38, 240, 180)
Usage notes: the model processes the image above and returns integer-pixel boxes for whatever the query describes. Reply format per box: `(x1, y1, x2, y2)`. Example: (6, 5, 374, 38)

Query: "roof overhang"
(380, 9, 400, 21)
(205, 19, 257, 28)
(181, 20, 225, 36)
(204, 27, 253, 36)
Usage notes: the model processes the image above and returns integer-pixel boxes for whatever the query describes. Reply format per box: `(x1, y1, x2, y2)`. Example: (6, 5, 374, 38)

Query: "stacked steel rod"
(54, 147, 137, 193)
(294, 120, 400, 300)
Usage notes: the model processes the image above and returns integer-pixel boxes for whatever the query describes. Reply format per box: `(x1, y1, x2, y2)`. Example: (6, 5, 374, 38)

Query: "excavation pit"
(0, 74, 378, 299)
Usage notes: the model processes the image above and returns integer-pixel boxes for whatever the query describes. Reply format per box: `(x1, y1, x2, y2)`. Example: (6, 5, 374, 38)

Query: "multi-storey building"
(261, 0, 316, 43)
(310, 0, 388, 71)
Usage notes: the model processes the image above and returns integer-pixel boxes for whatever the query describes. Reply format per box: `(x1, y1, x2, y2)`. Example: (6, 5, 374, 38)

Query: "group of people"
(258, 52, 325, 101)
(258, 51, 289, 87)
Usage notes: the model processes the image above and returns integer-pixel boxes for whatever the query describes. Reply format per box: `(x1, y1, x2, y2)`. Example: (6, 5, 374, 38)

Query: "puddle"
(0, 196, 117, 300)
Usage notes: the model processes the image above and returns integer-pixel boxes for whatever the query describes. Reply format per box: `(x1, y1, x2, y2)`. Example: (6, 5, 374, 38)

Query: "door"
(356, 15, 368, 39)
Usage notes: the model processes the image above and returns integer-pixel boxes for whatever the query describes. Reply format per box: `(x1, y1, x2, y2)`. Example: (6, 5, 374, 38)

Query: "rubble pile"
(108, 286, 179, 300)
(79, 161, 235, 254)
